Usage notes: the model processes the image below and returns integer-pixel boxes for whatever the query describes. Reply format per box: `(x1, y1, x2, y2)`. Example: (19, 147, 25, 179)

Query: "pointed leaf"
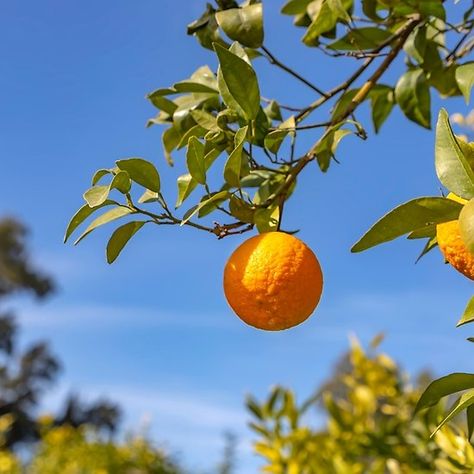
(214, 43, 260, 120)
(435, 109, 474, 199)
(431, 389, 474, 437)
(224, 126, 248, 187)
(328, 27, 392, 51)
(216, 4, 264, 48)
(186, 137, 206, 185)
(352, 197, 463, 253)
(64, 200, 115, 243)
(180, 191, 230, 225)
(83, 185, 110, 208)
(455, 62, 474, 103)
(457, 296, 474, 327)
(416, 373, 474, 413)
(459, 197, 474, 253)
(395, 69, 431, 129)
(106, 221, 146, 264)
(116, 158, 161, 193)
(110, 170, 131, 194)
(74, 207, 134, 245)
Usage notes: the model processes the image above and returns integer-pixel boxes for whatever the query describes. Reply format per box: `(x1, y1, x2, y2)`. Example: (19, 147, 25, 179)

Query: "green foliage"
(352, 109, 474, 434)
(66, 0, 474, 262)
(26, 425, 182, 474)
(247, 338, 474, 473)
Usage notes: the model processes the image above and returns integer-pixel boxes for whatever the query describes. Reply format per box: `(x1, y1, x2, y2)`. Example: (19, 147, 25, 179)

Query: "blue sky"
(1, 1, 473, 472)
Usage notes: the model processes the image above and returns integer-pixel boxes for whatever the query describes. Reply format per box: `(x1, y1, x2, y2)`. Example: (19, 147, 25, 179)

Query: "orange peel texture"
(223, 232, 323, 331)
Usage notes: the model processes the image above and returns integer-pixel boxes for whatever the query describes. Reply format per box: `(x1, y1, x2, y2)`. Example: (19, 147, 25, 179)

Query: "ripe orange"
(223, 232, 323, 331)
(436, 193, 474, 280)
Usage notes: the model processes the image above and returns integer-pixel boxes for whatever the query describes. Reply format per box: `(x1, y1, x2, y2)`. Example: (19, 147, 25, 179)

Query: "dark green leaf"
(106, 221, 146, 264)
(416, 373, 474, 413)
(457, 296, 474, 328)
(404, 26, 427, 64)
(351, 197, 463, 253)
(435, 109, 474, 199)
(110, 170, 131, 194)
(229, 196, 255, 223)
(116, 158, 161, 193)
(395, 69, 431, 129)
(214, 43, 261, 120)
(216, 4, 264, 48)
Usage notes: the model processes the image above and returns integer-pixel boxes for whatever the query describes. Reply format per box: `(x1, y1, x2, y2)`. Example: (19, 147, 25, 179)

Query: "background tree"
(247, 337, 474, 473)
(0, 217, 119, 449)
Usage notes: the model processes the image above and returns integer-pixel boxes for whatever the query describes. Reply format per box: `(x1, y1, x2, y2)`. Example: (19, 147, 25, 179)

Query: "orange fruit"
(223, 232, 323, 330)
(436, 193, 474, 280)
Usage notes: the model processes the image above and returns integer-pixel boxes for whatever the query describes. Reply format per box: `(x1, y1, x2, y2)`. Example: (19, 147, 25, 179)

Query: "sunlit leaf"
(106, 221, 146, 264)
(352, 197, 462, 253)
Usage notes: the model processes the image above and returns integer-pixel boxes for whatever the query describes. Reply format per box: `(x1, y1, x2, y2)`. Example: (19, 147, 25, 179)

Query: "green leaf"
(435, 109, 474, 200)
(138, 189, 161, 204)
(314, 127, 352, 171)
(216, 4, 264, 48)
(404, 26, 427, 64)
(459, 198, 474, 253)
(457, 296, 474, 327)
(190, 109, 219, 131)
(83, 185, 110, 208)
(361, 0, 383, 21)
(416, 373, 474, 413)
(181, 191, 230, 225)
(176, 174, 198, 209)
(92, 169, 112, 186)
(415, 235, 438, 263)
(116, 158, 161, 193)
(177, 125, 207, 150)
(263, 100, 283, 122)
(303, 1, 338, 46)
(214, 43, 261, 120)
(395, 69, 431, 129)
(162, 126, 181, 166)
(186, 137, 206, 185)
(255, 207, 279, 233)
(110, 170, 131, 194)
(173, 81, 218, 94)
(431, 389, 474, 437)
(407, 223, 436, 239)
(74, 206, 134, 245)
(224, 126, 248, 187)
(176, 148, 223, 208)
(368, 85, 394, 133)
(229, 196, 255, 223)
(264, 116, 295, 154)
(467, 404, 474, 440)
(106, 221, 146, 264)
(64, 200, 115, 243)
(281, 0, 313, 15)
(455, 62, 474, 104)
(351, 197, 463, 253)
(328, 27, 392, 51)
